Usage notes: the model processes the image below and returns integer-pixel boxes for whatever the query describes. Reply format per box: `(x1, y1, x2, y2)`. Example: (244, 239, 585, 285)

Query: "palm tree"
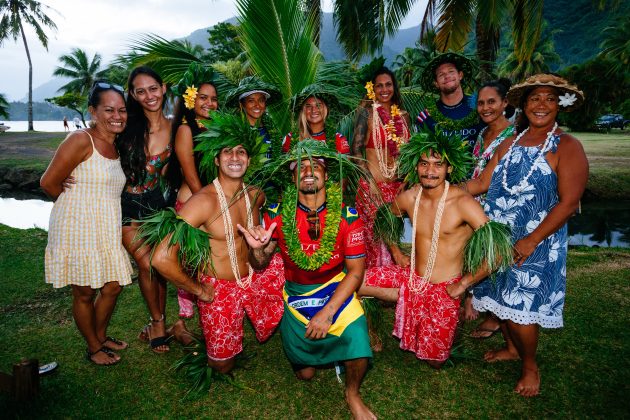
(498, 21, 562, 82)
(0, 0, 57, 131)
(0, 93, 9, 119)
(53, 48, 107, 96)
(392, 28, 439, 87)
(419, 0, 545, 77)
(599, 15, 630, 75)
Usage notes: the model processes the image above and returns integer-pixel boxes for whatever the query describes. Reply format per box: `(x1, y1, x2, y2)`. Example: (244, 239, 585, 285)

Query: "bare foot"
(483, 347, 520, 363)
(462, 294, 479, 321)
(295, 367, 316, 381)
(514, 367, 540, 397)
(87, 347, 120, 365)
(166, 319, 195, 347)
(368, 330, 383, 353)
(346, 391, 377, 420)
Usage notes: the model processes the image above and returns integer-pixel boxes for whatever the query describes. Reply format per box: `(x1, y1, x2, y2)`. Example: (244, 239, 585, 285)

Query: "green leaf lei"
(426, 100, 479, 133)
(282, 181, 342, 271)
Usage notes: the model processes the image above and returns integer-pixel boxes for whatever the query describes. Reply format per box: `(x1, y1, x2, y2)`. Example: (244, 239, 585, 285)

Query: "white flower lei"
(501, 122, 558, 195)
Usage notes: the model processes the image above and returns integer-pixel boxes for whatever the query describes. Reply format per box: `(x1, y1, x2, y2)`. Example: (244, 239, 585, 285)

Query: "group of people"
(40, 50, 588, 418)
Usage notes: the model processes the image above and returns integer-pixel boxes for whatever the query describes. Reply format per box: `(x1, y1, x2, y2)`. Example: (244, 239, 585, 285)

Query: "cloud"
(0, 0, 237, 101)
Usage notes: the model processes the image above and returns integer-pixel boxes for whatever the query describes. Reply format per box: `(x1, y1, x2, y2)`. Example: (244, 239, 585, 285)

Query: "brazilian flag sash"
(283, 272, 364, 337)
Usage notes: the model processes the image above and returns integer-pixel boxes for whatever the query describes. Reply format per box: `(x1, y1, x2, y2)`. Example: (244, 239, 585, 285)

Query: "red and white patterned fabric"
(197, 262, 284, 361)
(366, 265, 461, 362)
(355, 178, 401, 268)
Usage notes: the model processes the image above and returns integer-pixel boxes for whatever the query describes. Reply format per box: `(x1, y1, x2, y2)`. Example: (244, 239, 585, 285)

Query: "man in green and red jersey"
(238, 140, 375, 420)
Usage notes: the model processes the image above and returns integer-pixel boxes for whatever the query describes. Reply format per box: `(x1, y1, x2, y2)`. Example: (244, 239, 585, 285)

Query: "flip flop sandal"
(86, 347, 120, 366)
(469, 327, 500, 339)
(103, 336, 129, 350)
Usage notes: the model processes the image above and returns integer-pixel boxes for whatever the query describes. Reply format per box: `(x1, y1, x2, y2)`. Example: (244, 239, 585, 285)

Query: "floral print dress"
(472, 133, 568, 328)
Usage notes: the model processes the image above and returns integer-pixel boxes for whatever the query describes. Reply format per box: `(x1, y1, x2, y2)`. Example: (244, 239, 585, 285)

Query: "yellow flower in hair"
(365, 81, 376, 101)
(183, 85, 198, 109)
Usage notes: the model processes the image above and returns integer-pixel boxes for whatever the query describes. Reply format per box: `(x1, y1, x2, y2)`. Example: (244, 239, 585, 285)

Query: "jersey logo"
(267, 203, 280, 215)
(343, 206, 359, 223)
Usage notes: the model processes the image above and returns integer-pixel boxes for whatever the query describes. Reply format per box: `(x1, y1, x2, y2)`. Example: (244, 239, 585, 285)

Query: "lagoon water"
(1, 195, 627, 248)
(1, 120, 89, 132)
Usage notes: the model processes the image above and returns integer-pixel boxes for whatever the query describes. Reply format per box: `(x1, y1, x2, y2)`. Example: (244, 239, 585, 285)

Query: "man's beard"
(440, 84, 459, 95)
(420, 175, 442, 189)
(299, 185, 319, 194)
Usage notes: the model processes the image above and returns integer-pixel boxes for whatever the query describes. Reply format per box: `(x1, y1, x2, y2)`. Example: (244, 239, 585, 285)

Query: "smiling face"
(374, 73, 394, 105)
(194, 83, 219, 119)
(130, 74, 166, 113)
(523, 86, 559, 129)
(90, 90, 127, 135)
(241, 93, 267, 125)
(434, 62, 463, 95)
(293, 159, 327, 195)
(303, 96, 327, 127)
(477, 86, 508, 125)
(215, 145, 250, 180)
(416, 152, 452, 189)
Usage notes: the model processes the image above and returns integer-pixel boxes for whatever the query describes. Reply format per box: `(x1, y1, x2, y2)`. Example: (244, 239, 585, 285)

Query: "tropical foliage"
(0, 0, 58, 130)
(559, 55, 629, 131)
(45, 92, 87, 126)
(53, 48, 107, 95)
(598, 15, 630, 75)
(0, 92, 9, 119)
(497, 21, 561, 81)
(206, 22, 243, 62)
(392, 29, 439, 88)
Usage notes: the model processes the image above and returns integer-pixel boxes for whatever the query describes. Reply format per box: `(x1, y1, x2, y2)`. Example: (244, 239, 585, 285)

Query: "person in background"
(41, 82, 132, 365)
(63, 116, 69, 132)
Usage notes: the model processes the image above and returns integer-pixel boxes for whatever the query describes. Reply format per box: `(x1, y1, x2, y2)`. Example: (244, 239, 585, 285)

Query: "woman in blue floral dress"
(465, 74, 588, 397)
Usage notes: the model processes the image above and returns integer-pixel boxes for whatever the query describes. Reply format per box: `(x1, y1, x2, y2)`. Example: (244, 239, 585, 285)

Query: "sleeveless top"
(45, 130, 133, 288)
(472, 133, 568, 328)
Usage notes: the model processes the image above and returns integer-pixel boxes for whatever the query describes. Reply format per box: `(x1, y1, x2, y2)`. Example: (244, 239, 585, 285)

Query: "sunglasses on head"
(94, 82, 125, 94)
(306, 209, 321, 241)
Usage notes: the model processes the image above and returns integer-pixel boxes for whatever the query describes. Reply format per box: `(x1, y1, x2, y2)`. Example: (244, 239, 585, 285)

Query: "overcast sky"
(0, 0, 426, 101)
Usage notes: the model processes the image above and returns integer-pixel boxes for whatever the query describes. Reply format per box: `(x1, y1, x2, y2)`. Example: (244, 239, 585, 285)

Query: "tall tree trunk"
(20, 24, 34, 131)
(475, 15, 499, 80)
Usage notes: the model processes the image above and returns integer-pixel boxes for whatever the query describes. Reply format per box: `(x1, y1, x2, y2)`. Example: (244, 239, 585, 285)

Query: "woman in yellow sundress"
(41, 82, 132, 366)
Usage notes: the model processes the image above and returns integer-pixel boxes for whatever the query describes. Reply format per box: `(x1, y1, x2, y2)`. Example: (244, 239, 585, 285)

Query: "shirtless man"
(150, 140, 283, 373)
(361, 132, 511, 368)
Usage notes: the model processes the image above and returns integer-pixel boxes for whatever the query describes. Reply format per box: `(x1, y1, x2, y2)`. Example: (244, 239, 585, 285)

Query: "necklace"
(408, 182, 450, 293)
(213, 178, 254, 288)
(371, 104, 410, 178)
(501, 122, 557, 195)
(281, 182, 342, 271)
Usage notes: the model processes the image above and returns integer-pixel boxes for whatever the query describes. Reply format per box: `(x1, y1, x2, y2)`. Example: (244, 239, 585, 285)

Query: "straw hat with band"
(421, 52, 474, 93)
(506, 73, 584, 112)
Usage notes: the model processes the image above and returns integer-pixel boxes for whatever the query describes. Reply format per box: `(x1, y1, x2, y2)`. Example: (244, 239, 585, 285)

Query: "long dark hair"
(479, 78, 515, 119)
(116, 66, 166, 186)
(372, 67, 402, 106)
(166, 82, 218, 188)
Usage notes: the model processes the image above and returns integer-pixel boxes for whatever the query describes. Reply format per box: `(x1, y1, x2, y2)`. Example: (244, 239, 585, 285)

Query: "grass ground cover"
(1, 224, 628, 418)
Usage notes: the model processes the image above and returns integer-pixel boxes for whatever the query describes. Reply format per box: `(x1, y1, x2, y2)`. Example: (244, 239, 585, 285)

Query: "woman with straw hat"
(464, 73, 588, 397)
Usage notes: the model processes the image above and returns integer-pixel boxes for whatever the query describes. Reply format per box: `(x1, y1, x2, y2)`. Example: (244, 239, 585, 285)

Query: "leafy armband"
(134, 208, 212, 273)
(463, 220, 513, 278)
(373, 204, 404, 246)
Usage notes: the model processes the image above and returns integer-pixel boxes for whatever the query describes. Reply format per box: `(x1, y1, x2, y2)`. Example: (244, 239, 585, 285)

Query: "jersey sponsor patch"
(346, 227, 364, 248)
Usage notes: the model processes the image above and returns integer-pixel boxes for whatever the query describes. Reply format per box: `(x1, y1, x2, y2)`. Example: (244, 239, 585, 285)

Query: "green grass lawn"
(1, 224, 629, 418)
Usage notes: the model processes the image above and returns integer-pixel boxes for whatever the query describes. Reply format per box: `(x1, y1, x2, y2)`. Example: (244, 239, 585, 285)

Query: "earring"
(502, 110, 506, 115)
